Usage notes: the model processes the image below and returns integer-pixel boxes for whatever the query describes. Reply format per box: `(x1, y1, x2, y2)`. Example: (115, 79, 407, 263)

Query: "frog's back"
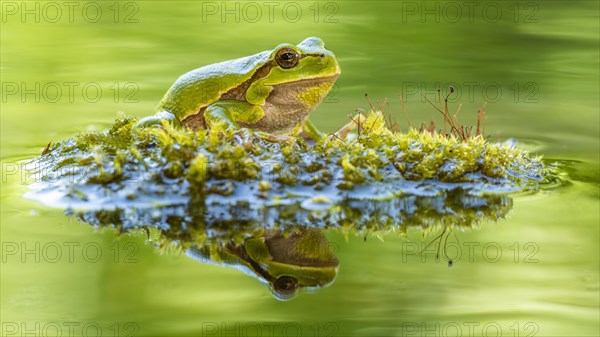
(157, 50, 272, 119)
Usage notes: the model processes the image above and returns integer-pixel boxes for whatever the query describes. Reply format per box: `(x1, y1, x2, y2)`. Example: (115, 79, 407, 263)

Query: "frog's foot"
(232, 128, 294, 144)
(254, 131, 296, 144)
(330, 113, 367, 140)
(233, 127, 255, 143)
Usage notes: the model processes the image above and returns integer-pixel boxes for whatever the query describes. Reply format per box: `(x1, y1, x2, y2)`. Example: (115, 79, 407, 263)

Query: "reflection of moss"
(75, 188, 513, 247)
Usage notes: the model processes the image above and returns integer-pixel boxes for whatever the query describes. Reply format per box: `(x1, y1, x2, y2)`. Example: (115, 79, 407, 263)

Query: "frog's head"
(265, 36, 340, 104)
(243, 228, 339, 300)
(268, 37, 340, 81)
(244, 37, 341, 131)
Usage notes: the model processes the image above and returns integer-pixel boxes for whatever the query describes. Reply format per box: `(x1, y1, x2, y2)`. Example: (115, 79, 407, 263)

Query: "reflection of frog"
(187, 228, 339, 300)
(135, 37, 340, 140)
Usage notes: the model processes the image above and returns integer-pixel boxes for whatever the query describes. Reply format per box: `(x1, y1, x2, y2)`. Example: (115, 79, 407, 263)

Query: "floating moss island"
(27, 111, 549, 232)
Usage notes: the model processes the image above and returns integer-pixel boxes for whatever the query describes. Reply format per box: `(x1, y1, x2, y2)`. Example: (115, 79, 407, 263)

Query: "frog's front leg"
(203, 100, 264, 130)
(206, 101, 299, 143)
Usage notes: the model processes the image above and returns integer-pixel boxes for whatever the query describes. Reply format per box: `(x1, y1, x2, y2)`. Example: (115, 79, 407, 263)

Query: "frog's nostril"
(320, 53, 325, 58)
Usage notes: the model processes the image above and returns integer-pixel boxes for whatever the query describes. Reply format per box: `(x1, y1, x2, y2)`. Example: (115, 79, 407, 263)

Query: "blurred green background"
(1, 1, 598, 336)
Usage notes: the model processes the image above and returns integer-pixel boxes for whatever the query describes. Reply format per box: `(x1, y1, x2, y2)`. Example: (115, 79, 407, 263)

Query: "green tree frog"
(135, 37, 340, 140)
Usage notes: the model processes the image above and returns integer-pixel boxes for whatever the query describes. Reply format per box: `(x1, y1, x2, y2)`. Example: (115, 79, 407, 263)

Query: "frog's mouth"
(262, 72, 339, 90)
(270, 73, 338, 99)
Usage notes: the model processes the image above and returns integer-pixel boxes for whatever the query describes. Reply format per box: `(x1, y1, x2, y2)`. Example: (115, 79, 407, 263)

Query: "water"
(1, 1, 598, 336)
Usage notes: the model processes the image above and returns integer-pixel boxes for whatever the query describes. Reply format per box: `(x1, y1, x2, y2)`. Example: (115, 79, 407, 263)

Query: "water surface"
(1, 1, 598, 336)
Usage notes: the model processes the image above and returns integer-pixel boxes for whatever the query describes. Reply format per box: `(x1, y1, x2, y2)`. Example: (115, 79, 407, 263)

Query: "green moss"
(187, 153, 209, 183)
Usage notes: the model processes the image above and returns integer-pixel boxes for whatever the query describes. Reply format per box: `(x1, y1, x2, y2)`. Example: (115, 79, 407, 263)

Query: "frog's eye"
(272, 276, 299, 300)
(275, 48, 299, 69)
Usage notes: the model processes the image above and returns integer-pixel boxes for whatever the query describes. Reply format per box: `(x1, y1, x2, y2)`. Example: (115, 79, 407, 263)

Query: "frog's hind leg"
(203, 100, 264, 130)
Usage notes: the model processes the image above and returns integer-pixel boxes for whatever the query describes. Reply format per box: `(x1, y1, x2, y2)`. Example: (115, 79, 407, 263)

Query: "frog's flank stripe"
(184, 59, 280, 129)
(219, 59, 278, 101)
(219, 52, 326, 102)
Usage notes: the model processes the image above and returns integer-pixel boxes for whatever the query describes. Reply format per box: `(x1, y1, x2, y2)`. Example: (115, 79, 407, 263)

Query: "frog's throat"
(238, 77, 337, 134)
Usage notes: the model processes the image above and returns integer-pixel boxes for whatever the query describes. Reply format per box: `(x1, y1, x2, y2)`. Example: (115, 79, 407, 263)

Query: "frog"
(186, 228, 339, 300)
(134, 37, 340, 140)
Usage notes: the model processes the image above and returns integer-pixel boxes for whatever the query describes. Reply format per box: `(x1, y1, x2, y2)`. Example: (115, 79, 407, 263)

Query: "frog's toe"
(155, 111, 181, 126)
(132, 112, 181, 131)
